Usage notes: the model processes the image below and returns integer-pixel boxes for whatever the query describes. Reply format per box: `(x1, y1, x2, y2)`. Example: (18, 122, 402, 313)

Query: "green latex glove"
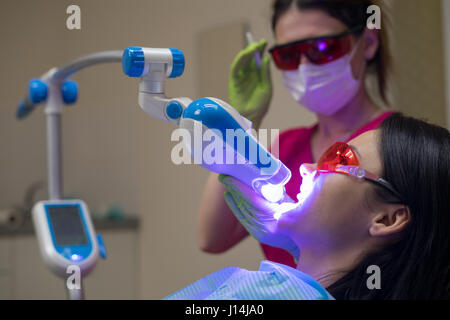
(229, 39, 272, 130)
(219, 174, 300, 263)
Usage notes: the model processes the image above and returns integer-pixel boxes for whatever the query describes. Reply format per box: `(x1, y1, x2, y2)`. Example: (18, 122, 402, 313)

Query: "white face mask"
(282, 39, 362, 116)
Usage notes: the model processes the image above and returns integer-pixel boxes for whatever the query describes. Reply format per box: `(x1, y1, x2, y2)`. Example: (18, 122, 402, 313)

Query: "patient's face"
(277, 130, 382, 251)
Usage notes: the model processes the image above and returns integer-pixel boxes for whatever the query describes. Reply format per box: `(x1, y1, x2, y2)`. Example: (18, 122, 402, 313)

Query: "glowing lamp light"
(70, 254, 82, 262)
(273, 202, 300, 220)
(260, 183, 284, 203)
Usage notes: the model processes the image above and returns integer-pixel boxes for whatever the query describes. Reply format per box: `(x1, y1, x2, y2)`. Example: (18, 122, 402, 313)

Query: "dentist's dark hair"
(271, 0, 391, 105)
(326, 112, 450, 299)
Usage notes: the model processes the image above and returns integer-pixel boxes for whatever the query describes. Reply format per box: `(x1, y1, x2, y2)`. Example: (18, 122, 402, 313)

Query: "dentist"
(198, 0, 393, 268)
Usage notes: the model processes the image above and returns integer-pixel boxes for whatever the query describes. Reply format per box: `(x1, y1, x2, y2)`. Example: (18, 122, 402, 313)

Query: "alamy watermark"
(66, 5, 81, 30)
(366, 265, 381, 290)
(64, 4, 380, 31)
(367, 5, 381, 30)
(170, 121, 279, 175)
(66, 265, 81, 290)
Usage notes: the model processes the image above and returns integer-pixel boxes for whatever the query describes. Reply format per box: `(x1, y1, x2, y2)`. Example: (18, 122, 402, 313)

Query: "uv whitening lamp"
(180, 97, 291, 202)
(123, 46, 291, 202)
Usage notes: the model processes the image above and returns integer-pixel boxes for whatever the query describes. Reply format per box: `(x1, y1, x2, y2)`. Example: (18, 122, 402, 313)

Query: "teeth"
(298, 171, 315, 201)
(297, 194, 307, 204)
(273, 201, 300, 220)
(274, 172, 315, 220)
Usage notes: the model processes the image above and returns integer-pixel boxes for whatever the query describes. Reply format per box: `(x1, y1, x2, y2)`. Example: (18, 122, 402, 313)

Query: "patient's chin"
(276, 210, 300, 236)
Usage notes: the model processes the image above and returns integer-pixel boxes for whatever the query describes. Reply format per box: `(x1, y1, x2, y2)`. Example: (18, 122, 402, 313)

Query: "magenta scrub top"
(262, 111, 393, 268)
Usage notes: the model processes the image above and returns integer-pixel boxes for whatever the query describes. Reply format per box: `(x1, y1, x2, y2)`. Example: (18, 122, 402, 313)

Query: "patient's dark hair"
(326, 112, 450, 299)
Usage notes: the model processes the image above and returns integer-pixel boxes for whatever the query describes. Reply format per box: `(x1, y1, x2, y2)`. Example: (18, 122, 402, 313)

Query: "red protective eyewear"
(316, 142, 404, 202)
(269, 26, 364, 70)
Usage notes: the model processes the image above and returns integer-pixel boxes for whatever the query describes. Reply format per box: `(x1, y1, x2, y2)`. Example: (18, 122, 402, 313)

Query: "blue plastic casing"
(122, 46, 145, 77)
(169, 48, 185, 78)
(16, 99, 34, 119)
(181, 98, 291, 203)
(166, 101, 183, 120)
(96, 234, 107, 259)
(29, 79, 48, 104)
(182, 98, 278, 174)
(62, 80, 78, 105)
(17, 79, 48, 119)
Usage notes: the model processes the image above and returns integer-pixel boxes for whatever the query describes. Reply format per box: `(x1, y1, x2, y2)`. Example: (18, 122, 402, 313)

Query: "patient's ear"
(369, 205, 411, 237)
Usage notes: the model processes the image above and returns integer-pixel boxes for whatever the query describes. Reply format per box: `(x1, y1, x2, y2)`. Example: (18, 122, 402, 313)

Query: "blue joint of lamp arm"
(29, 79, 48, 104)
(166, 101, 183, 120)
(168, 48, 185, 78)
(122, 46, 185, 78)
(62, 80, 78, 105)
(122, 46, 145, 77)
(16, 79, 48, 119)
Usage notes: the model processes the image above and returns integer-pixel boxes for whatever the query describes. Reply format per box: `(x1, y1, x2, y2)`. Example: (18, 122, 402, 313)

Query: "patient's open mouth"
(273, 170, 316, 220)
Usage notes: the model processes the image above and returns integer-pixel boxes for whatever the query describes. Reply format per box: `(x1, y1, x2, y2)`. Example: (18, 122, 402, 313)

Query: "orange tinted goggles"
(269, 26, 363, 70)
(316, 142, 404, 203)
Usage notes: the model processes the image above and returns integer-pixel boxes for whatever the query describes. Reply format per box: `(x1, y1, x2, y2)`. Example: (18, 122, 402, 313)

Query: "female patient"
(166, 113, 450, 300)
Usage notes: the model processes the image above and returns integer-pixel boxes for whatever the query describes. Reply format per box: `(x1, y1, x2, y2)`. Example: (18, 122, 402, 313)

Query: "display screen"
(47, 205, 89, 246)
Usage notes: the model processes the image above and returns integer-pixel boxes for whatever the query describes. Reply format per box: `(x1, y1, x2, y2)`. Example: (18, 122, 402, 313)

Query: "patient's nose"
(300, 163, 316, 177)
